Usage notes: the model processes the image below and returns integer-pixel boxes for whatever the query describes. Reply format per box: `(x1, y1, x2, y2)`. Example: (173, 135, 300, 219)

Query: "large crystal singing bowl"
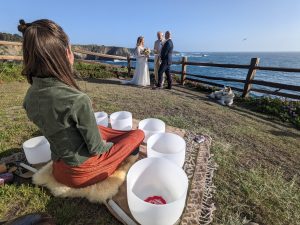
(127, 157, 188, 225)
(110, 111, 132, 131)
(138, 118, 165, 143)
(23, 136, 51, 164)
(94, 111, 109, 127)
(147, 133, 186, 167)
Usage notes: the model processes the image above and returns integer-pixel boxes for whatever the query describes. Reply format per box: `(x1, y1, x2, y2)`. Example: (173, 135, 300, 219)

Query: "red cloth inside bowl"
(144, 196, 167, 205)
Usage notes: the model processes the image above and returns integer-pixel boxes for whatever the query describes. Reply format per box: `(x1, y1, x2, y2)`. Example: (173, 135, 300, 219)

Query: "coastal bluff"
(72, 44, 135, 60)
(0, 32, 134, 60)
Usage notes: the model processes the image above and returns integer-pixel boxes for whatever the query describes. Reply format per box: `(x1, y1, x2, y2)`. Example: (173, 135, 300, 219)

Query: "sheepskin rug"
(32, 155, 138, 203)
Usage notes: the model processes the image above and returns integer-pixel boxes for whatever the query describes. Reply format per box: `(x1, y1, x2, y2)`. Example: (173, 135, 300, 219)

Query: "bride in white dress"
(121, 36, 150, 86)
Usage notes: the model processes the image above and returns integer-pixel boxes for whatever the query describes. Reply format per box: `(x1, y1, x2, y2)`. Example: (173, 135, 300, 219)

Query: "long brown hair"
(18, 19, 79, 89)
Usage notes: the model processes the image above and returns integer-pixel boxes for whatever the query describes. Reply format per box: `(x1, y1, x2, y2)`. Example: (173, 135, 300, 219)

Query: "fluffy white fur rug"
(32, 155, 138, 203)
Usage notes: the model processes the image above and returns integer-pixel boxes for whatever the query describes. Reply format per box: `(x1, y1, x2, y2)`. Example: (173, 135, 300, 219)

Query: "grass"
(0, 184, 118, 225)
(0, 68, 300, 224)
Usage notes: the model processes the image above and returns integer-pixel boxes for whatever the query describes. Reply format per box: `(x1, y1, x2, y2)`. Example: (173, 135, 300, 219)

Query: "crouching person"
(19, 19, 144, 188)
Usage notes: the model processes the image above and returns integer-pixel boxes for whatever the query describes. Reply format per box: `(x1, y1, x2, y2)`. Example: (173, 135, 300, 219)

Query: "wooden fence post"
(242, 57, 260, 97)
(127, 54, 131, 77)
(181, 56, 187, 85)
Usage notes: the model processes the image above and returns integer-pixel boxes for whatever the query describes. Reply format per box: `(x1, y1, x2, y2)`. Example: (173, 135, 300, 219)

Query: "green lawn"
(0, 79, 299, 225)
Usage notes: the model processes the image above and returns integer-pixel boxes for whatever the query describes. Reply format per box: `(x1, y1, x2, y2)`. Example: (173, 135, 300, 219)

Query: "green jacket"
(23, 77, 113, 166)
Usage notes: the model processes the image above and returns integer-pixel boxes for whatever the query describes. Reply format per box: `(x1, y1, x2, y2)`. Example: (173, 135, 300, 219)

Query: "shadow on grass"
(29, 130, 43, 137)
(0, 186, 120, 225)
(44, 197, 121, 225)
(268, 129, 300, 138)
(171, 85, 214, 103)
(0, 147, 22, 158)
(81, 77, 156, 91)
(81, 77, 122, 85)
(229, 104, 298, 131)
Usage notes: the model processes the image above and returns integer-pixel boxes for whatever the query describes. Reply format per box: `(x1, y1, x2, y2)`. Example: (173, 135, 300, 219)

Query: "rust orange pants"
(52, 126, 144, 188)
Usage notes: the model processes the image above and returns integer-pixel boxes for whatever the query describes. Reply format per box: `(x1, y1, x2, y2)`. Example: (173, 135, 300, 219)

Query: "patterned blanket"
(105, 128, 216, 225)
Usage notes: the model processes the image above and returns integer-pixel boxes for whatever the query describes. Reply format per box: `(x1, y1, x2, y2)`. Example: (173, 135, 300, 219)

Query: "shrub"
(0, 62, 24, 82)
(0, 61, 127, 82)
(74, 62, 127, 79)
(236, 96, 300, 129)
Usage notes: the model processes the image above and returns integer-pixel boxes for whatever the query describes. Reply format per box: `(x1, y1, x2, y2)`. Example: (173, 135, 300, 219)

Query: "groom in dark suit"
(156, 31, 173, 89)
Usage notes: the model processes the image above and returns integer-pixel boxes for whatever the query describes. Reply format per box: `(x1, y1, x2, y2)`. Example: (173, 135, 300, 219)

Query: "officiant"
(153, 31, 165, 86)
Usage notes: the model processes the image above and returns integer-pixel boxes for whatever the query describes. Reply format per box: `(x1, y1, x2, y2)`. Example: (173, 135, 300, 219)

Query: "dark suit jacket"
(160, 39, 173, 65)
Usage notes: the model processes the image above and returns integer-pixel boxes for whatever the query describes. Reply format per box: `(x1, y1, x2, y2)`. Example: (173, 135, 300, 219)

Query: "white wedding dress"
(122, 46, 150, 86)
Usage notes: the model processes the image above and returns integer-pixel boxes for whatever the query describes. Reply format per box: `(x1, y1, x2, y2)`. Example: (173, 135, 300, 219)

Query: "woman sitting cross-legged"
(18, 19, 144, 188)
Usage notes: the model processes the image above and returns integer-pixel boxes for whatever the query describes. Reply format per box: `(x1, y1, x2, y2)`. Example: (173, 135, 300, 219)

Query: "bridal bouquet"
(143, 48, 151, 56)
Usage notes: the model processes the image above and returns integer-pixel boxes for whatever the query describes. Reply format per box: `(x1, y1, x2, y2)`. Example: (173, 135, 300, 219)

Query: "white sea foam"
(113, 59, 126, 62)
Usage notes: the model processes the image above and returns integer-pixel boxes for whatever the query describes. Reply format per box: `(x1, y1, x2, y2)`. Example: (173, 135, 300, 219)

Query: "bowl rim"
(23, 136, 48, 149)
(138, 118, 166, 132)
(127, 157, 188, 207)
(110, 111, 132, 121)
(94, 111, 108, 118)
(147, 133, 186, 154)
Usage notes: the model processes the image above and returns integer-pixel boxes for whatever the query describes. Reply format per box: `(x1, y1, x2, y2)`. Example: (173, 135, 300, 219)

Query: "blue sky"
(1, 0, 300, 52)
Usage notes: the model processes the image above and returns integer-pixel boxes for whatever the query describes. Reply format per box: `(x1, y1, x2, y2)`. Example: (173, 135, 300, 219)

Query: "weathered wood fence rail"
(1, 41, 300, 99)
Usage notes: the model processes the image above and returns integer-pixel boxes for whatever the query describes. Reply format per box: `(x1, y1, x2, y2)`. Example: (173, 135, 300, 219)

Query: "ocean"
(101, 52, 300, 97)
